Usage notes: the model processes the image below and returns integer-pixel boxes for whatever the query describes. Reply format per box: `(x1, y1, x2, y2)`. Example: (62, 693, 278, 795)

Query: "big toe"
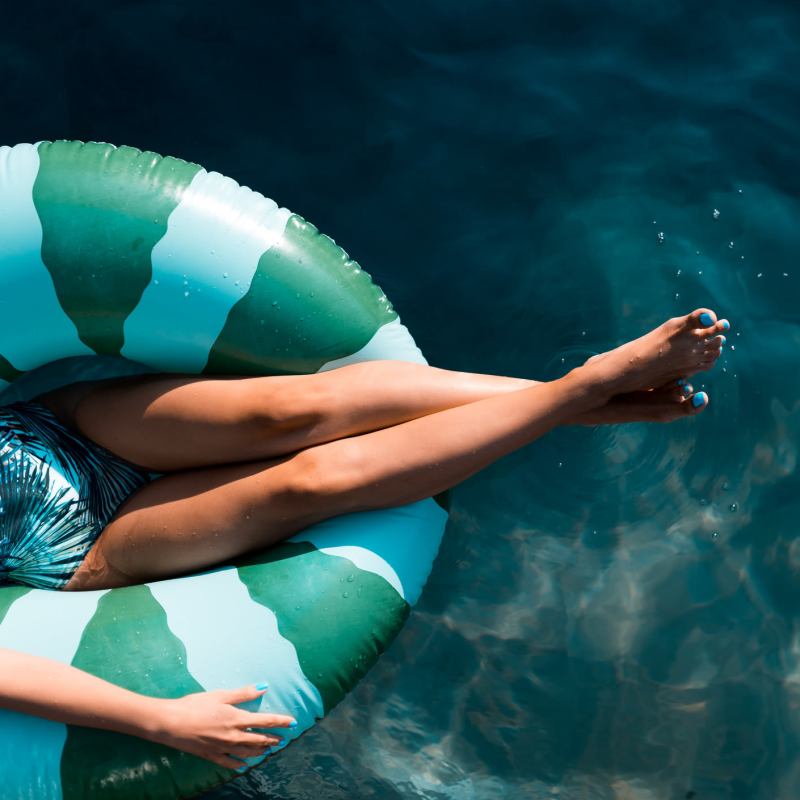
(687, 308, 718, 330)
(685, 390, 709, 415)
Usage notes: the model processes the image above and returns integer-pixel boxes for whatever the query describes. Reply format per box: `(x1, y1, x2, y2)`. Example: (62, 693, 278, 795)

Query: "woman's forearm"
(0, 648, 162, 739)
(0, 648, 293, 769)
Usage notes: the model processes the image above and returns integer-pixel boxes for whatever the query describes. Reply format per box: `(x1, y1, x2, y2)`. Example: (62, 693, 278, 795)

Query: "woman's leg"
(39, 304, 726, 472)
(36, 363, 549, 472)
(64, 308, 725, 590)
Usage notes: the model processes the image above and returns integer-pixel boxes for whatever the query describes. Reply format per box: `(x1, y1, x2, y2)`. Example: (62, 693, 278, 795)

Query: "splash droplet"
(712, 209, 720, 220)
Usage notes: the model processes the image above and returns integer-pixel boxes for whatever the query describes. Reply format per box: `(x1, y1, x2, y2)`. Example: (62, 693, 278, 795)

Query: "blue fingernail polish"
(699, 312, 714, 327)
(692, 392, 707, 408)
(721, 319, 730, 330)
(255, 682, 269, 691)
(236, 764, 249, 774)
(289, 720, 298, 728)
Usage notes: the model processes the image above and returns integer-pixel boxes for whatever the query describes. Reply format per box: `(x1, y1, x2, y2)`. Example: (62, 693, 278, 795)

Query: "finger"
(237, 712, 298, 730)
(219, 684, 269, 705)
(209, 753, 246, 771)
(237, 731, 283, 747)
(227, 743, 279, 759)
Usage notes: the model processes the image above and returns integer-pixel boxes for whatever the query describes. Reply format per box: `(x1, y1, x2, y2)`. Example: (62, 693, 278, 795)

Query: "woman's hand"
(147, 685, 297, 770)
(0, 650, 298, 771)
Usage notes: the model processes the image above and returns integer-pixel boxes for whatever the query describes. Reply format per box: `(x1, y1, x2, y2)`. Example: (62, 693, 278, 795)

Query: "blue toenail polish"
(256, 682, 269, 691)
(683, 385, 691, 396)
(718, 335, 726, 345)
(677, 378, 686, 386)
(692, 392, 707, 408)
(721, 319, 730, 330)
(289, 720, 298, 728)
(699, 312, 714, 327)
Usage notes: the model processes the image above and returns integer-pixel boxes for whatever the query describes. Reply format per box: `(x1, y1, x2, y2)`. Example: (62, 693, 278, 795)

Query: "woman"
(0, 308, 728, 769)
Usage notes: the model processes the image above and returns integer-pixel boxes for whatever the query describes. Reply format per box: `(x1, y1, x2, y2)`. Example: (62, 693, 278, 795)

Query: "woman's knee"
(241, 375, 336, 440)
(285, 441, 369, 512)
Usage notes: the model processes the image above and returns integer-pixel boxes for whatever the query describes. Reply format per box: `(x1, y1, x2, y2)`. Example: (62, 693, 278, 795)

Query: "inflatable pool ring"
(0, 140, 449, 798)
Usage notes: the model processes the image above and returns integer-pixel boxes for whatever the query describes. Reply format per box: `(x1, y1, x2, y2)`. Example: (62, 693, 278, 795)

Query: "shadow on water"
(3, 0, 800, 797)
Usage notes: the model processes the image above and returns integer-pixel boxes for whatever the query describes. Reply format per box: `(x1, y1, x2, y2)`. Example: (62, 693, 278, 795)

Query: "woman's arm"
(0, 648, 296, 769)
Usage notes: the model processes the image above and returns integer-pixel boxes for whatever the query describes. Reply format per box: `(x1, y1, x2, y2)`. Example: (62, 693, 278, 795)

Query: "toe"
(685, 390, 709, 415)
(675, 381, 694, 400)
(707, 321, 729, 339)
(704, 334, 726, 352)
(687, 308, 718, 330)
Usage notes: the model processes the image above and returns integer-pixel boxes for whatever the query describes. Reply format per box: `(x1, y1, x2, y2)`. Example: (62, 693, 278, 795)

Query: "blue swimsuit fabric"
(0, 401, 157, 590)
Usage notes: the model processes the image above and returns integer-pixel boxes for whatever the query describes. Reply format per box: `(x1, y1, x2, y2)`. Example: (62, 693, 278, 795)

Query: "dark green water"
(3, 1, 800, 797)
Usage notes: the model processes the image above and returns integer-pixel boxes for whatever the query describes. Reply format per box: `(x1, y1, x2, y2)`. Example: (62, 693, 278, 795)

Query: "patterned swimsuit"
(0, 401, 156, 589)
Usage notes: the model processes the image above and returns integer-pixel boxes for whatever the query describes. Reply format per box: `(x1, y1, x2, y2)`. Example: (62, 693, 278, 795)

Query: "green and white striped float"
(0, 140, 449, 798)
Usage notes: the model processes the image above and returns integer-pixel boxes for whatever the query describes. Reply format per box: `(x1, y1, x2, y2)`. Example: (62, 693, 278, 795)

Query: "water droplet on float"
(581, 330, 586, 336)
(729, 503, 738, 513)
(738, 188, 743, 194)
(154, 279, 159, 285)
(728, 241, 735, 249)
(675, 292, 680, 300)
(183, 291, 189, 297)
(676, 269, 682, 276)
(712, 531, 719, 540)
(347, 574, 354, 582)
(757, 272, 763, 278)
(657, 231, 665, 244)
(342, 592, 349, 599)
(557, 461, 564, 468)
(712, 209, 720, 220)
(722, 482, 729, 491)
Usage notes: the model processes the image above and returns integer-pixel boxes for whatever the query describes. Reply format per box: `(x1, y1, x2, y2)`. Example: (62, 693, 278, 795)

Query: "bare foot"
(575, 379, 708, 426)
(576, 308, 729, 397)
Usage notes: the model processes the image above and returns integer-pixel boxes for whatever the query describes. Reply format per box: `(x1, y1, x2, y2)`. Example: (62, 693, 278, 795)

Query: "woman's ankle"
(560, 365, 615, 412)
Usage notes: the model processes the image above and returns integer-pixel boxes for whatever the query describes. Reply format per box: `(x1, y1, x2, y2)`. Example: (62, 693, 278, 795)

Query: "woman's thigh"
(63, 447, 347, 591)
(33, 371, 324, 473)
